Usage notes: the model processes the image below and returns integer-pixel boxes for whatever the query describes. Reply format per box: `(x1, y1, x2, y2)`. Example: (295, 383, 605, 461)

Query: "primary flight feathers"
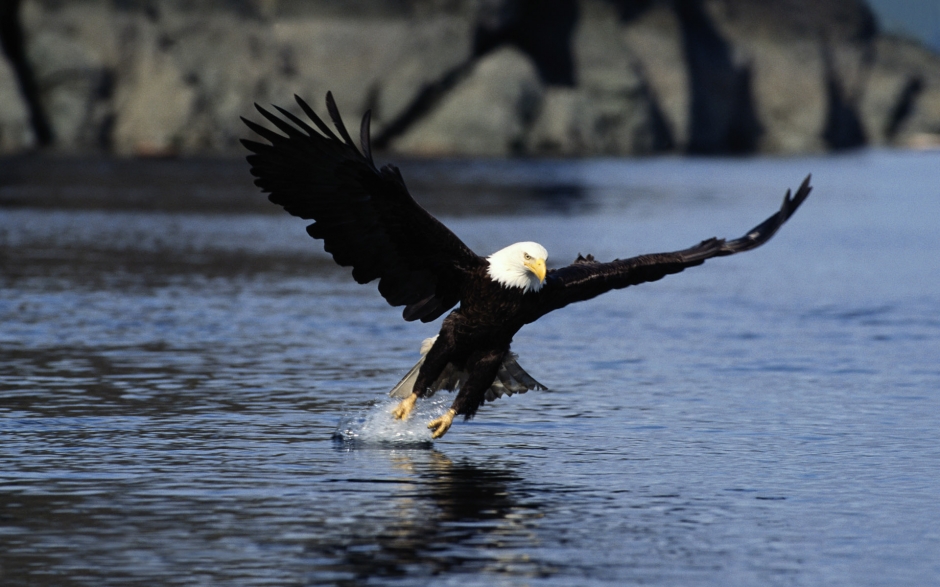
(242, 92, 481, 323)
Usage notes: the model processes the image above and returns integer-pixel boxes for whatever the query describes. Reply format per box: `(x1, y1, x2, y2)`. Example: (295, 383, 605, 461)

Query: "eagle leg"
(428, 409, 457, 439)
(391, 392, 418, 420)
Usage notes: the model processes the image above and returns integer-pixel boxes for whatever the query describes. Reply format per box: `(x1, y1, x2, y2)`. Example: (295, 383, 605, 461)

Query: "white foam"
(333, 396, 453, 444)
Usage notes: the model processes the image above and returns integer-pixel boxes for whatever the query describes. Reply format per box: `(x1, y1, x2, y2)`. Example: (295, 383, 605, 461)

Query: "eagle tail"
(388, 336, 547, 400)
(484, 352, 547, 401)
(388, 358, 424, 399)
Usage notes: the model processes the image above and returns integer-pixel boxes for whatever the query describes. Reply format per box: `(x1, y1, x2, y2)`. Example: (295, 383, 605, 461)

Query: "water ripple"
(2, 153, 940, 586)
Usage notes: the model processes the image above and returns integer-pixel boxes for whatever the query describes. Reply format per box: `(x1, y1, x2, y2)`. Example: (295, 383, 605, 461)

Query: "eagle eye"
(524, 253, 532, 260)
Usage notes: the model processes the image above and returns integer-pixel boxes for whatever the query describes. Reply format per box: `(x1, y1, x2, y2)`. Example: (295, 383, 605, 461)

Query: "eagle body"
(415, 271, 539, 418)
(242, 93, 812, 439)
(401, 259, 527, 401)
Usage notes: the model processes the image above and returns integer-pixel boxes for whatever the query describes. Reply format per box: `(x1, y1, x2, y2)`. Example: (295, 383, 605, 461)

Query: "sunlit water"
(1, 151, 939, 586)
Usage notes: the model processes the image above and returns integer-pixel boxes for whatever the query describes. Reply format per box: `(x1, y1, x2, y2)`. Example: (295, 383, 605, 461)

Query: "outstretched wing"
(242, 93, 484, 322)
(531, 175, 812, 317)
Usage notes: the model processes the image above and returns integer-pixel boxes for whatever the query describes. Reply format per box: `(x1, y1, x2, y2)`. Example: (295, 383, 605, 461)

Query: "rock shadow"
(674, 0, 761, 154)
(821, 42, 868, 150)
(885, 76, 924, 141)
(0, 0, 54, 147)
(473, 0, 579, 87)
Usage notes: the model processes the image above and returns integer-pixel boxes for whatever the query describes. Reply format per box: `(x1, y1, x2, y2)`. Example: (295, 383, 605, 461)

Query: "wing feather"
(255, 104, 307, 139)
(325, 91, 359, 152)
(359, 109, 374, 165)
(532, 176, 812, 317)
(294, 94, 339, 141)
(243, 93, 484, 322)
(241, 117, 285, 145)
(272, 104, 318, 137)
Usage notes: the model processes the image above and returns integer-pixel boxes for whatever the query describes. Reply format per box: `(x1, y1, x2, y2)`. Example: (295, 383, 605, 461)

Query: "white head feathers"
(486, 241, 548, 293)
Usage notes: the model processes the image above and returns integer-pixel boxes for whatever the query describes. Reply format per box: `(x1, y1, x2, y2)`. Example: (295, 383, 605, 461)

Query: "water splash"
(333, 395, 452, 445)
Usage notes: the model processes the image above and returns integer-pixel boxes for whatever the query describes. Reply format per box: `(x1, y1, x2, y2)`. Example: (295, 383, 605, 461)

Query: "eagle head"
(486, 242, 548, 293)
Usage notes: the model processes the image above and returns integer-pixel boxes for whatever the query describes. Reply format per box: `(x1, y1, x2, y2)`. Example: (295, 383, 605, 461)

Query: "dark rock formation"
(0, 0, 53, 147)
(1, 0, 939, 156)
(526, 0, 673, 155)
(674, 0, 761, 154)
(389, 46, 543, 156)
(821, 40, 868, 150)
(473, 0, 579, 86)
(861, 34, 940, 148)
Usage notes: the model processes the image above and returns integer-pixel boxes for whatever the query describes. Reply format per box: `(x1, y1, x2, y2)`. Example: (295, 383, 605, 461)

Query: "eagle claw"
(427, 409, 457, 439)
(392, 393, 417, 420)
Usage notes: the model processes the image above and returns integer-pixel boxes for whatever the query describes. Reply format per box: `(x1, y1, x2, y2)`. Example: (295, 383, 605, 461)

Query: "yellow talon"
(392, 393, 417, 420)
(427, 408, 457, 439)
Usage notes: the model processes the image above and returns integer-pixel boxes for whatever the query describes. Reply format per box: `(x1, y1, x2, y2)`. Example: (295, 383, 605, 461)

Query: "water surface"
(1, 151, 939, 586)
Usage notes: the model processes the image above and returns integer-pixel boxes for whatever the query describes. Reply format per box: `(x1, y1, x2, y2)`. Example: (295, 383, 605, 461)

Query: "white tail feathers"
(388, 335, 546, 400)
(419, 335, 438, 356)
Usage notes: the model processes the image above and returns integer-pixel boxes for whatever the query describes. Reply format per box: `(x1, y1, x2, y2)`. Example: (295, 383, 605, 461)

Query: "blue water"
(1, 150, 939, 585)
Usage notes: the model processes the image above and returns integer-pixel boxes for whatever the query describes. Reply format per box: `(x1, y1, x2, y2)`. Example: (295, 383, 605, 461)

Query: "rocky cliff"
(1, 0, 939, 157)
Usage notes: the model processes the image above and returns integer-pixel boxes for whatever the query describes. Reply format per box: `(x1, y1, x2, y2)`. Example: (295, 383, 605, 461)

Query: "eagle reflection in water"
(306, 450, 547, 579)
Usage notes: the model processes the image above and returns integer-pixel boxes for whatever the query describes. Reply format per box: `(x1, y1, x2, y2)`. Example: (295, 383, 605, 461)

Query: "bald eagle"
(242, 93, 812, 439)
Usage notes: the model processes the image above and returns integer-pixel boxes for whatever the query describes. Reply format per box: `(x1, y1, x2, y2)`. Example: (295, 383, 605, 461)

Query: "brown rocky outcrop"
(0, 0, 938, 157)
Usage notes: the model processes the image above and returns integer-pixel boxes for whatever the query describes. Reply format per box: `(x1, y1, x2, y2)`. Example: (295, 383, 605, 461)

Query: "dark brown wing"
(242, 93, 484, 322)
(531, 175, 812, 318)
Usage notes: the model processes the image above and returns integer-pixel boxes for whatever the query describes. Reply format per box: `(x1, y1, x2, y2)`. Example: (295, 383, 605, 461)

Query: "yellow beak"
(525, 257, 547, 283)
